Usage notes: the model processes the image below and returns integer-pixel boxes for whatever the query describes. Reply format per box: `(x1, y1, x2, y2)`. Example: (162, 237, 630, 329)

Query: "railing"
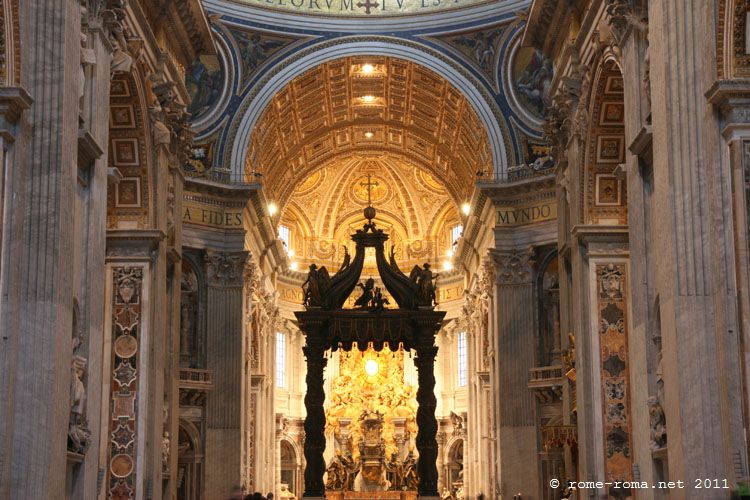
(528, 365, 564, 387)
(184, 167, 262, 187)
(476, 159, 556, 184)
(178, 368, 214, 390)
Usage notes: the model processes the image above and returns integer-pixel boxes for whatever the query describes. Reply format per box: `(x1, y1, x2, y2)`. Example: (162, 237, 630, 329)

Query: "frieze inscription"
(233, 0, 491, 16)
(497, 201, 557, 227)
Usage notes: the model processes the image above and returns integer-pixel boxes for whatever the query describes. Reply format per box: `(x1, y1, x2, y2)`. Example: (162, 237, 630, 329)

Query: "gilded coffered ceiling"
(248, 56, 492, 209)
(280, 154, 461, 272)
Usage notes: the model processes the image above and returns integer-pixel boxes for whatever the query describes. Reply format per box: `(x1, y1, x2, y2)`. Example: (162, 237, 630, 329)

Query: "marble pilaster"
(491, 248, 540, 500)
(204, 250, 248, 499)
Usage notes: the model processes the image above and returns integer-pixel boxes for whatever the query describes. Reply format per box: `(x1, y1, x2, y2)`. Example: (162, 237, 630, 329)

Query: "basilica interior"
(2, 0, 750, 499)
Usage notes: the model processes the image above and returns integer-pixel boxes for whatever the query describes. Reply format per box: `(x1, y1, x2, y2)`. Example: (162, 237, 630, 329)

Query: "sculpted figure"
(302, 264, 331, 308)
(385, 452, 403, 490)
(68, 356, 91, 454)
(371, 286, 390, 311)
(409, 262, 439, 307)
(162, 431, 170, 470)
(325, 450, 347, 490)
(402, 449, 419, 490)
(354, 278, 375, 308)
(647, 396, 667, 450)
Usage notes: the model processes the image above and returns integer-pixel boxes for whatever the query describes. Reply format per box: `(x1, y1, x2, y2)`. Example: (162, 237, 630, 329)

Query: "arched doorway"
(280, 439, 301, 497)
(177, 421, 203, 500)
(445, 439, 464, 493)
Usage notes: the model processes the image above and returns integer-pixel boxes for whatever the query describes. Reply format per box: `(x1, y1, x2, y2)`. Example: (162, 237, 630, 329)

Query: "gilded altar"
(325, 492, 417, 500)
(326, 348, 417, 463)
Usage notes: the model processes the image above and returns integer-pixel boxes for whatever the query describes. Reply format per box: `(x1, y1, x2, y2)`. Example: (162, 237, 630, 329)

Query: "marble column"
(302, 324, 327, 498)
(204, 250, 248, 500)
(0, 1, 80, 497)
(491, 248, 539, 500)
(414, 330, 439, 497)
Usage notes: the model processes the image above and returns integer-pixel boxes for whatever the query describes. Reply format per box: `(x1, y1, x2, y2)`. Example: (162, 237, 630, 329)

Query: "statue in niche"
(409, 262, 439, 307)
(354, 278, 375, 308)
(647, 396, 667, 450)
(563, 332, 576, 381)
(68, 355, 91, 454)
(162, 431, 170, 470)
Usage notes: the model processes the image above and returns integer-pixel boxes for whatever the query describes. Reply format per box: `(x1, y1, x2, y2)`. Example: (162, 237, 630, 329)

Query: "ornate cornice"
(706, 79, 750, 137)
(0, 86, 31, 141)
(106, 229, 165, 261)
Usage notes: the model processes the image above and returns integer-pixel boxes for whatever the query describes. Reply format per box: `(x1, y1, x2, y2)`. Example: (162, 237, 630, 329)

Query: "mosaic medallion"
(110, 453, 134, 478)
(114, 334, 138, 359)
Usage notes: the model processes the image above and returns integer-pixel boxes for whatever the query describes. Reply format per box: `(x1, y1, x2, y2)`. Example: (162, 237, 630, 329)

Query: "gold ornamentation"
(326, 348, 417, 462)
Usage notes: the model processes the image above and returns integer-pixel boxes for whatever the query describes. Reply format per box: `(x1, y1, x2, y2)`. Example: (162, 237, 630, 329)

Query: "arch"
(178, 419, 204, 500)
(179, 419, 203, 456)
(580, 58, 627, 225)
(181, 256, 206, 368)
(443, 437, 465, 490)
(1, 0, 21, 86)
(535, 247, 559, 367)
(279, 437, 302, 496)
(106, 69, 156, 229)
(718, 0, 750, 79)
(203, 0, 521, 33)
(224, 37, 511, 180)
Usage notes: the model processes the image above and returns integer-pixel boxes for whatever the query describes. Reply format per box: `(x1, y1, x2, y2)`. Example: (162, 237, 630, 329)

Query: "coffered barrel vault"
(247, 56, 493, 208)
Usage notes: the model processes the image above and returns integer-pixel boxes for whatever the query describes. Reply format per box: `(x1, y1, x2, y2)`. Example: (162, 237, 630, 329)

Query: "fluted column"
(0, 1, 79, 497)
(204, 251, 248, 499)
(648, 0, 749, 492)
(302, 322, 327, 498)
(490, 248, 539, 500)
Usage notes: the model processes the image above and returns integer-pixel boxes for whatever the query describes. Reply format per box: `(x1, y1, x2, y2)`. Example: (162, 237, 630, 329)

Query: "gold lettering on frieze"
(238, 0, 490, 16)
(437, 284, 463, 303)
(278, 283, 305, 304)
(497, 201, 557, 227)
(183, 197, 244, 230)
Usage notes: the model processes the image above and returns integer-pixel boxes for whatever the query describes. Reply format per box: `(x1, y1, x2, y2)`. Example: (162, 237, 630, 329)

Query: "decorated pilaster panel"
(594, 262, 634, 490)
(106, 266, 147, 499)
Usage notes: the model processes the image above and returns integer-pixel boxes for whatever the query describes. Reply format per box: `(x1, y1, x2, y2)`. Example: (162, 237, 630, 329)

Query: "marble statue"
(647, 396, 667, 450)
(162, 431, 170, 470)
(277, 484, 296, 499)
(402, 449, 419, 490)
(68, 355, 91, 454)
(325, 450, 348, 490)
